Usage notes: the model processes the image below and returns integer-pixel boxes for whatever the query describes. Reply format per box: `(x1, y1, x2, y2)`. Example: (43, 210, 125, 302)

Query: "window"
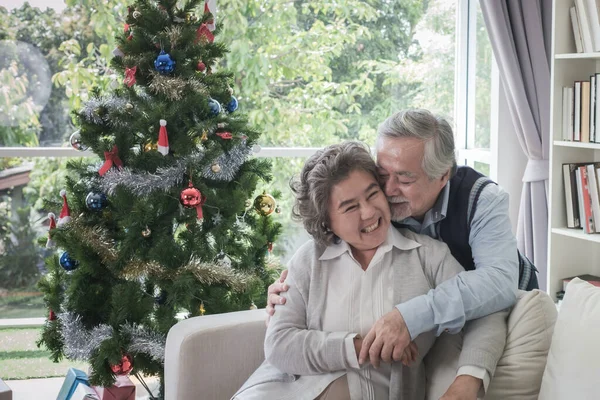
(0, 0, 497, 324)
(455, 0, 498, 178)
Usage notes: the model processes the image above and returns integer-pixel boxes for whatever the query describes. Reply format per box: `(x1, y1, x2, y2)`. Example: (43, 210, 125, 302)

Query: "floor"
(5, 375, 160, 399)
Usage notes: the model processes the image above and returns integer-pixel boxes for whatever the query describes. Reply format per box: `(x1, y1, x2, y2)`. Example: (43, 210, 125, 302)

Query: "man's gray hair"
(290, 141, 378, 247)
(377, 109, 457, 179)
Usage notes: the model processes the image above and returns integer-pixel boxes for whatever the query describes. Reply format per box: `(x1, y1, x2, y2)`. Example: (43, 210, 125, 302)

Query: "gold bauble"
(186, 12, 197, 23)
(199, 302, 206, 316)
(201, 130, 208, 142)
(125, 103, 134, 111)
(144, 142, 158, 152)
(253, 192, 276, 216)
(141, 227, 151, 237)
(211, 163, 221, 173)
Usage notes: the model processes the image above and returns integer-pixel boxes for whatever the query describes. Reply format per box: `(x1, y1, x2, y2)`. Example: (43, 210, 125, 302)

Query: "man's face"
(375, 136, 449, 222)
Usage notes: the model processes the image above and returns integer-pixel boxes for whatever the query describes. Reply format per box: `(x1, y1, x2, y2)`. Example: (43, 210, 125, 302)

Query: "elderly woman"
(233, 141, 506, 400)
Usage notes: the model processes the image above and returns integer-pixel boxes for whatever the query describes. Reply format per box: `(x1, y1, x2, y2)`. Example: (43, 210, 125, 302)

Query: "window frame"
(454, 0, 499, 181)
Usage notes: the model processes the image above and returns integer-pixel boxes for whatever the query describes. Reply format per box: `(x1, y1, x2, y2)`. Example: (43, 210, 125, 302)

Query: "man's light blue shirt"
(395, 181, 518, 339)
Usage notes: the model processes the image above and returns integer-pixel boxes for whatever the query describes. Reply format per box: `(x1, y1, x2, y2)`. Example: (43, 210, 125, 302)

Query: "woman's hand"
(400, 342, 418, 366)
(265, 269, 289, 326)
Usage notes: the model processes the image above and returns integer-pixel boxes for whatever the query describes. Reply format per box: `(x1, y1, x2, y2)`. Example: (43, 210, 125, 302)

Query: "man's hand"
(439, 375, 482, 400)
(265, 269, 289, 326)
(358, 309, 411, 367)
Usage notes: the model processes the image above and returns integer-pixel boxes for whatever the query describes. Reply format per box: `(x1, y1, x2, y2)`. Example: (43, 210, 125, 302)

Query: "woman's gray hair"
(377, 109, 457, 179)
(290, 141, 378, 247)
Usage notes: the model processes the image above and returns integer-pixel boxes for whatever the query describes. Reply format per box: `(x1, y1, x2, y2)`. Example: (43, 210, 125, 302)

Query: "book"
(563, 274, 600, 291)
(581, 80, 591, 142)
(596, 73, 600, 142)
(576, 0, 595, 53)
(591, 75, 596, 142)
(575, 81, 582, 141)
(584, 0, 600, 51)
(563, 164, 580, 228)
(571, 6, 584, 53)
(586, 163, 600, 231)
(579, 165, 595, 233)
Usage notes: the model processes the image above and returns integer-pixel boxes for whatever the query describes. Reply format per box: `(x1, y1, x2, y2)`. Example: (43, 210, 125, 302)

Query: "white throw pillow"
(539, 278, 600, 400)
(485, 289, 557, 400)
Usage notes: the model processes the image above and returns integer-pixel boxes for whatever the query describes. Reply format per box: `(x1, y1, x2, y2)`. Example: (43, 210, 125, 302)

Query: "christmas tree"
(37, 0, 282, 394)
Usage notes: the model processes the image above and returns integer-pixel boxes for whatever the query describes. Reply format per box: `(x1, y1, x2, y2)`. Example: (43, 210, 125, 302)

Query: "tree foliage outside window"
(0, 0, 460, 293)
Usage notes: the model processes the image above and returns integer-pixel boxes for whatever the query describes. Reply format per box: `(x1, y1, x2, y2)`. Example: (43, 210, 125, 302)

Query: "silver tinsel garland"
(201, 144, 250, 182)
(100, 153, 204, 196)
(59, 312, 166, 364)
(59, 312, 114, 361)
(99, 144, 249, 196)
(122, 323, 166, 363)
(81, 96, 129, 127)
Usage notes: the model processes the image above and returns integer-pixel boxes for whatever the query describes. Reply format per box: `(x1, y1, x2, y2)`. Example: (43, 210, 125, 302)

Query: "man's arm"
(396, 184, 518, 339)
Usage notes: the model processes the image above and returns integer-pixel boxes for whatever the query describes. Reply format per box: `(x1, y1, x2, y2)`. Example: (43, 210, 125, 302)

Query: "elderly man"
(267, 109, 538, 398)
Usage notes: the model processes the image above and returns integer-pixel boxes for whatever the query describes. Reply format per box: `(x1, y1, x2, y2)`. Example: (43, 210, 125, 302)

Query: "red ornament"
(196, 61, 206, 72)
(124, 66, 137, 87)
(180, 181, 207, 219)
(110, 353, 134, 376)
(99, 145, 124, 176)
(123, 23, 130, 34)
(49, 310, 57, 321)
(216, 132, 233, 140)
(267, 242, 274, 253)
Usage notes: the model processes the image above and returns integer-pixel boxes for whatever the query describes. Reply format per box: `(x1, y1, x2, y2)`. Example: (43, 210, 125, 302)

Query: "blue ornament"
(60, 252, 79, 271)
(208, 98, 221, 116)
(85, 192, 108, 212)
(154, 50, 176, 74)
(226, 96, 238, 113)
(155, 290, 168, 305)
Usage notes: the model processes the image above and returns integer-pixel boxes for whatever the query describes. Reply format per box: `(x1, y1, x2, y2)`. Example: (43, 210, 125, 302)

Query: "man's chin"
(390, 203, 412, 221)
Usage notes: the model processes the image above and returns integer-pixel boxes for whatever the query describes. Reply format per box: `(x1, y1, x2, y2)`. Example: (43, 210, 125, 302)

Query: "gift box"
(0, 379, 12, 400)
(93, 375, 135, 400)
(72, 383, 99, 400)
(57, 368, 90, 400)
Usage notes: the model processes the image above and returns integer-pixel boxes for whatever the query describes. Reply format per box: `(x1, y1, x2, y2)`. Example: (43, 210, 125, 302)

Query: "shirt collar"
(318, 225, 421, 261)
(398, 180, 450, 228)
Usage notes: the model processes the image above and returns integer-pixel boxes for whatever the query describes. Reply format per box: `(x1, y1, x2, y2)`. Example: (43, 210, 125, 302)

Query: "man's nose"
(384, 177, 400, 197)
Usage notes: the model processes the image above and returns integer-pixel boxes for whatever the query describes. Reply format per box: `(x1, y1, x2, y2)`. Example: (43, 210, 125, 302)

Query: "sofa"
(165, 280, 599, 399)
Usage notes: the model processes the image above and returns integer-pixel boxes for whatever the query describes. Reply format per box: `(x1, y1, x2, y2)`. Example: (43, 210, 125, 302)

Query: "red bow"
(99, 145, 124, 176)
(216, 132, 233, 140)
(196, 194, 207, 219)
(124, 66, 137, 88)
(195, 24, 214, 44)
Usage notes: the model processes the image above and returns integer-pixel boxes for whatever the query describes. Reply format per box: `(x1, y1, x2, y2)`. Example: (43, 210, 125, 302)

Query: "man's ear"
(440, 169, 451, 185)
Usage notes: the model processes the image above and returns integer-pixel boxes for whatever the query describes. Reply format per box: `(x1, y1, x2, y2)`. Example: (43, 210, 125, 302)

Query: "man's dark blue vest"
(402, 166, 538, 290)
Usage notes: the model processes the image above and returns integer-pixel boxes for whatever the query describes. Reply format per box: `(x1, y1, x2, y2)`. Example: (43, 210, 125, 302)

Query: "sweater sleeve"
(264, 243, 358, 375)
(413, 235, 508, 378)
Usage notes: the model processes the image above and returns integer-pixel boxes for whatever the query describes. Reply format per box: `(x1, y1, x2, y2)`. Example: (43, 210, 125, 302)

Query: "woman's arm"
(264, 246, 359, 375)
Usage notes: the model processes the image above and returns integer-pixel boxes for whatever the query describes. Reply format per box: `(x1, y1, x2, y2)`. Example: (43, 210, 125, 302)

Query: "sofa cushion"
(485, 289, 557, 399)
(426, 290, 556, 400)
(539, 278, 600, 400)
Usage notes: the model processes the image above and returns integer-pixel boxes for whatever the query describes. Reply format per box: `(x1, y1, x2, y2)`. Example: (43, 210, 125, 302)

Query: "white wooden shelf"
(555, 52, 600, 59)
(551, 227, 600, 243)
(553, 140, 600, 149)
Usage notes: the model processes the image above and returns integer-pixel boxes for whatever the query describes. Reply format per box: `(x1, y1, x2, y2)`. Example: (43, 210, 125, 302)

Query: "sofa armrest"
(165, 309, 267, 400)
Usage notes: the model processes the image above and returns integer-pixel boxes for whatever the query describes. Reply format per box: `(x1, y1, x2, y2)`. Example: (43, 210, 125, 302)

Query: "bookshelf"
(548, 0, 600, 300)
